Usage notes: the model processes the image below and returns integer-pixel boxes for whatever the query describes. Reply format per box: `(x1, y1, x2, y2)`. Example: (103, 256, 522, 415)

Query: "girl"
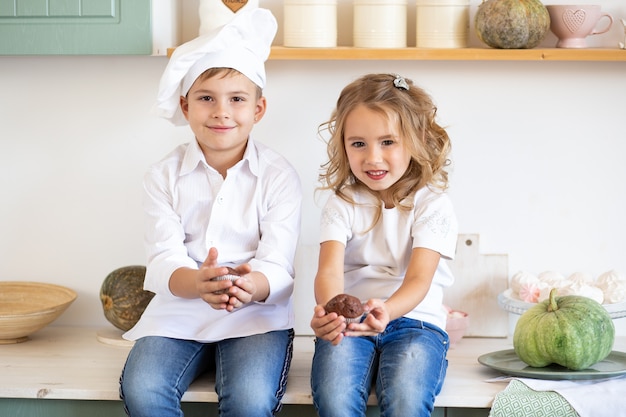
(310, 73, 458, 417)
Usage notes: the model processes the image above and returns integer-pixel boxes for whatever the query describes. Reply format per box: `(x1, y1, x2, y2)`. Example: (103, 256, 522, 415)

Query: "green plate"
(478, 349, 626, 380)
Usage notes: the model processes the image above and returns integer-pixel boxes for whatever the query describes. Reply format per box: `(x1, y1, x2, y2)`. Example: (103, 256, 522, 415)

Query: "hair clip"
(393, 75, 409, 91)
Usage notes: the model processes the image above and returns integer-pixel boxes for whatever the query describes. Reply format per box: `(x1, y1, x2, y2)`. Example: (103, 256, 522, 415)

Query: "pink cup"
(546, 5, 613, 48)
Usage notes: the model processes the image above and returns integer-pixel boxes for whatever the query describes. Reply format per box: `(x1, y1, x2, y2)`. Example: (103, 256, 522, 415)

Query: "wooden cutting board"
(445, 234, 509, 338)
(96, 327, 134, 347)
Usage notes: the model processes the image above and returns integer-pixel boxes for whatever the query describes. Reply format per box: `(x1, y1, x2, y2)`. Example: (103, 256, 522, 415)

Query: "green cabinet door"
(0, 0, 151, 55)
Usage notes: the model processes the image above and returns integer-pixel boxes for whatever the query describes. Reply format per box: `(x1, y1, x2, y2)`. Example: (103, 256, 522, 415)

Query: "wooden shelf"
(167, 46, 626, 61)
(269, 46, 626, 61)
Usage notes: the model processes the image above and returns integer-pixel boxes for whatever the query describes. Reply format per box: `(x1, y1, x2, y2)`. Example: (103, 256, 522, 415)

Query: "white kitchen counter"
(0, 326, 624, 409)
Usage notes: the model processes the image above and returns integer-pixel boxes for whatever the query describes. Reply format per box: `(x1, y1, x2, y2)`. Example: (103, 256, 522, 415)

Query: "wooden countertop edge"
(165, 46, 626, 61)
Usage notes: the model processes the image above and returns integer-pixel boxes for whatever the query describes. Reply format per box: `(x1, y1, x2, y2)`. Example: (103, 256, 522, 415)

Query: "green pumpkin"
(513, 288, 615, 370)
(100, 265, 154, 331)
(475, 0, 550, 49)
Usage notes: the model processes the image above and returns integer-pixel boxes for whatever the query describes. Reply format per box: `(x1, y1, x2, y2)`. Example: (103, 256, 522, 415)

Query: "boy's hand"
(197, 247, 254, 311)
(310, 304, 346, 346)
(222, 264, 254, 312)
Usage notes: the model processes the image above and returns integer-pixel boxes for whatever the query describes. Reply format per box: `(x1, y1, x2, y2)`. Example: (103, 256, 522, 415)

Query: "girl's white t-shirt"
(319, 186, 458, 330)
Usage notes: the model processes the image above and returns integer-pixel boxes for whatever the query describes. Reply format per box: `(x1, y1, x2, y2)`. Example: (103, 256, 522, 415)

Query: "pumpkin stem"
(547, 288, 559, 312)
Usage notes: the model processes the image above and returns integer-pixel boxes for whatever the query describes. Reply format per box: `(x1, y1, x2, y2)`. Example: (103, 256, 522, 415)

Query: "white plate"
(497, 289, 626, 319)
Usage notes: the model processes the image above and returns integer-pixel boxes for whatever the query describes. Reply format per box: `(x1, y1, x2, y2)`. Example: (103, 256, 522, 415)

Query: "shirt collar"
(180, 136, 259, 177)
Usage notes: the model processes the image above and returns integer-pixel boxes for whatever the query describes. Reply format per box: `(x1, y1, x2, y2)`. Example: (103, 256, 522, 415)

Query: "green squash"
(475, 0, 550, 49)
(513, 288, 615, 370)
(100, 265, 154, 331)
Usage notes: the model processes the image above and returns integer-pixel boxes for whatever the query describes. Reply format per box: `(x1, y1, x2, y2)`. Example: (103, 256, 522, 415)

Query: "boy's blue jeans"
(311, 317, 449, 417)
(119, 329, 294, 417)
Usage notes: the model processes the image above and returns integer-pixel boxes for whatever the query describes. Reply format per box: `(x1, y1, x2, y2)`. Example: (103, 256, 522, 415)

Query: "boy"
(119, 9, 302, 417)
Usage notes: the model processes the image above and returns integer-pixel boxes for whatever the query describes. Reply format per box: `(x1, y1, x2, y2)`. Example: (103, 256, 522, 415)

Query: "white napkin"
(488, 375, 626, 417)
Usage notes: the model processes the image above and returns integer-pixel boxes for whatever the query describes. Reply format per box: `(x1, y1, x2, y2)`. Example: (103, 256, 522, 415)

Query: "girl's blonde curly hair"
(318, 73, 451, 222)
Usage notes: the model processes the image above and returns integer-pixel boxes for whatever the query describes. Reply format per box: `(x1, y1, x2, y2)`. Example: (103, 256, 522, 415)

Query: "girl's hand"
(310, 304, 346, 346)
(345, 298, 389, 336)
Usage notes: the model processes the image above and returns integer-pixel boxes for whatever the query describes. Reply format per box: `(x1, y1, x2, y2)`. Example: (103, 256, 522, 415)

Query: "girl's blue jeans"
(311, 317, 449, 417)
(119, 329, 294, 417)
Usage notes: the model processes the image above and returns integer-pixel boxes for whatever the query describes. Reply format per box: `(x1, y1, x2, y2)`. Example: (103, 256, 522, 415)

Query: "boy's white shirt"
(319, 186, 458, 330)
(124, 137, 302, 342)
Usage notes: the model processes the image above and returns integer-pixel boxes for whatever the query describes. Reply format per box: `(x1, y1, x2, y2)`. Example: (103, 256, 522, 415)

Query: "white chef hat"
(154, 8, 277, 126)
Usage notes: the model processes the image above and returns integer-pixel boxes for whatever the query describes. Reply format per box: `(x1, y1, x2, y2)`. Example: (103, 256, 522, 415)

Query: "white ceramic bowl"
(0, 281, 77, 344)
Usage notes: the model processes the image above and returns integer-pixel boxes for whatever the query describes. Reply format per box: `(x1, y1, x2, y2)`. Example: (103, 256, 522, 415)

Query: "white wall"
(1, 0, 625, 336)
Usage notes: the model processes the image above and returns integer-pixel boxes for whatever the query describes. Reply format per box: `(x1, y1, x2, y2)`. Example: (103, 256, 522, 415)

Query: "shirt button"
(217, 196, 224, 204)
